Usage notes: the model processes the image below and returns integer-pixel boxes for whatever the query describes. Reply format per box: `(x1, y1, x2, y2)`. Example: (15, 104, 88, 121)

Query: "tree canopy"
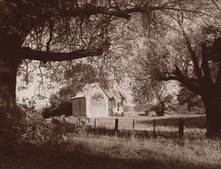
(0, 0, 221, 138)
(128, 1, 221, 136)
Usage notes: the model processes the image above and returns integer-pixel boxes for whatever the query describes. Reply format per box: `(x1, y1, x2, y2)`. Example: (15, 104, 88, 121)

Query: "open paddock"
(3, 135, 221, 169)
(87, 114, 207, 138)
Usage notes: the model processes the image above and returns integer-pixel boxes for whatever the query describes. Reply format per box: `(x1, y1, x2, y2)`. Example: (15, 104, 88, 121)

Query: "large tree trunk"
(0, 57, 20, 151)
(202, 92, 221, 137)
(0, 58, 19, 111)
(0, 30, 22, 110)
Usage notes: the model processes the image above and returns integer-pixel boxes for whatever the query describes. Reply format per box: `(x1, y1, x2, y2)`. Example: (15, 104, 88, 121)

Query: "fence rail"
(89, 118, 187, 138)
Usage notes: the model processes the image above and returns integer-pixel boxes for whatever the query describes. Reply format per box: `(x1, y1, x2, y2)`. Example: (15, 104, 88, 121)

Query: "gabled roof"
(71, 92, 85, 100)
(96, 83, 114, 99)
(70, 83, 117, 100)
(104, 91, 115, 99)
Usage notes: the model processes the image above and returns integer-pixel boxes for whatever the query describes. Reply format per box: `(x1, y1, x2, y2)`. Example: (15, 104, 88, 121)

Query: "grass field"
(87, 113, 207, 138)
(1, 112, 214, 169)
(2, 135, 221, 169)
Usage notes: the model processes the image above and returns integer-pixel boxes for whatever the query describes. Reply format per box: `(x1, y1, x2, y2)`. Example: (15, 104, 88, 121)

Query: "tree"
(1, 0, 216, 140)
(118, 0, 221, 136)
(167, 25, 221, 137)
(131, 55, 173, 116)
(134, 6, 221, 136)
(177, 87, 203, 111)
(42, 62, 108, 118)
(0, 0, 209, 112)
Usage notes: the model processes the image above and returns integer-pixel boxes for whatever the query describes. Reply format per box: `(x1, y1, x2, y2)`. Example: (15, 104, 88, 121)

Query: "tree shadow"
(0, 143, 219, 169)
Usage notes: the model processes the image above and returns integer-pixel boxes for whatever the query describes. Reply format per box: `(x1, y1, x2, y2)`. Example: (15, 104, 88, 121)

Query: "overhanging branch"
(19, 45, 106, 61)
(181, 28, 202, 80)
(160, 75, 178, 81)
(63, 4, 209, 20)
(161, 66, 200, 94)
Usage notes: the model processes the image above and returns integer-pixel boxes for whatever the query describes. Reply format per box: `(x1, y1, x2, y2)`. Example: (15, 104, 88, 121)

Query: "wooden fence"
(88, 118, 185, 138)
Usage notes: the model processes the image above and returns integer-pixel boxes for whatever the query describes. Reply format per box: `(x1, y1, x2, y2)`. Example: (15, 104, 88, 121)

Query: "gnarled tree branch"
(182, 28, 202, 80)
(19, 43, 109, 61)
(162, 66, 201, 94)
(201, 43, 213, 83)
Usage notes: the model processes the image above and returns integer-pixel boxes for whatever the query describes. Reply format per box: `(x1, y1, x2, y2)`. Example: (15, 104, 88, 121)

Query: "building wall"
(72, 83, 111, 118)
(72, 97, 86, 117)
(84, 83, 109, 118)
(89, 94, 107, 117)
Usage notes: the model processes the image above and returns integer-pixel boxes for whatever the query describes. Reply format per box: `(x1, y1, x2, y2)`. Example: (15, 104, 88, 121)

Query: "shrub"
(0, 102, 88, 148)
(0, 107, 26, 154)
(42, 101, 72, 118)
(23, 112, 88, 145)
(145, 103, 165, 116)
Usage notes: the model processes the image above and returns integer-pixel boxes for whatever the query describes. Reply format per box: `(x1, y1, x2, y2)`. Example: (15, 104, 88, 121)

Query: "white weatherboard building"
(71, 83, 123, 118)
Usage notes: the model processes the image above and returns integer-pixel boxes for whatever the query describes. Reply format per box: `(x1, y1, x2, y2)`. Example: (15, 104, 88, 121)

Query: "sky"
(16, 73, 135, 108)
(16, 73, 179, 109)
(16, 72, 60, 108)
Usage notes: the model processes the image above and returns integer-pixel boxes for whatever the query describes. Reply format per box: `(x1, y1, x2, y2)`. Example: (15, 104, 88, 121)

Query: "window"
(117, 103, 120, 111)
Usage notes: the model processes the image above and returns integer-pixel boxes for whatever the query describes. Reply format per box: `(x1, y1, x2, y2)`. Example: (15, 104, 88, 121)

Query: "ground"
(1, 135, 220, 169)
(87, 111, 206, 138)
(1, 111, 214, 169)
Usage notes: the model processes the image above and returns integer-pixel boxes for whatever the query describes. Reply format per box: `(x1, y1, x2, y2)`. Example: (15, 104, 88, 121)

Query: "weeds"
(1, 135, 220, 169)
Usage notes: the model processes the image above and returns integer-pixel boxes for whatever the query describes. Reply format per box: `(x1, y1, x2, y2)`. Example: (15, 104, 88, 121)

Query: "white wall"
(83, 83, 109, 118)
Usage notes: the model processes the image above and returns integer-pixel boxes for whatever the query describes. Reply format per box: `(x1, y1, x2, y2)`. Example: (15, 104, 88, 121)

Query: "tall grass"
(87, 115, 207, 139)
(88, 114, 206, 130)
(73, 135, 221, 168)
(2, 135, 220, 169)
(0, 113, 217, 169)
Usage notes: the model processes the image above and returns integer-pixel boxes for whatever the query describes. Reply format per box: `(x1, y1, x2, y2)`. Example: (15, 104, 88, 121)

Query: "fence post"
(115, 118, 119, 131)
(153, 119, 156, 137)
(94, 119, 96, 129)
(132, 119, 135, 130)
(179, 119, 184, 137)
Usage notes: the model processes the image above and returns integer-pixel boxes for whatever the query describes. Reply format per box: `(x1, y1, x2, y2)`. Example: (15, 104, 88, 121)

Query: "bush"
(23, 112, 88, 145)
(145, 103, 165, 116)
(0, 107, 26, 154)
(42, 101, 72, 118)
(0, 102, 88, 148)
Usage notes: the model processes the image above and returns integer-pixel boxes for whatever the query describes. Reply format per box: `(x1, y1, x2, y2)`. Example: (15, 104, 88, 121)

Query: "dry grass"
(1, 114, 216, 169)
(73, 135, 221, 167)
(2, 135, 221, 169)
(88, 114, 207, 138)
(88, 114, 206, 129)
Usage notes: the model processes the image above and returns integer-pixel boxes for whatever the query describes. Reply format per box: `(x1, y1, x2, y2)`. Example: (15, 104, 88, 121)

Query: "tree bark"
(202, 92, 221, 137)
(0, 58, 19, 111)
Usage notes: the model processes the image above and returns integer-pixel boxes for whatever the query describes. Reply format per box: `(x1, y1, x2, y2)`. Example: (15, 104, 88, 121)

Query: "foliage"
(43, 62, 110, 118)
(177, 87, 204, 111)
(0, 107, 26, 152)
(42, 101, 72, 118)
(130, 36, 174, 110)
(145, 96, 172, 116)
(1, 0, 220, 138)
(60, 62, 109, 100)
(24, 109, 88, 145)
(127, 3, 221, 135)
(0, 102, 88, 146)
(11, 0, 209, 95)
(131, 64, 174, 115)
